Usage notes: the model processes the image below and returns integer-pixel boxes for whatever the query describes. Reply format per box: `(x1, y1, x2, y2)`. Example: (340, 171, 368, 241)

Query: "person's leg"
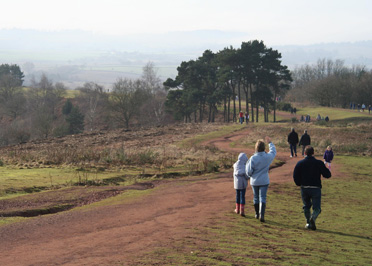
(290, 144, 294, 157)
(240, 188, 246, 216)
(252, 185, 259, 205)
(259, 185, 269, 222)
(235, 190, 240, 214)
(240, 188, 246, 205)
(294, 144, 297, 156)
(309, 188, 322, 230)
(301, 188, 312, 228)
(302, 145, 306, 156)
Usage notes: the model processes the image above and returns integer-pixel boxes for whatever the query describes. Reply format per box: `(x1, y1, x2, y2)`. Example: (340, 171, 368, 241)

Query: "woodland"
(1, 40, 372, 147)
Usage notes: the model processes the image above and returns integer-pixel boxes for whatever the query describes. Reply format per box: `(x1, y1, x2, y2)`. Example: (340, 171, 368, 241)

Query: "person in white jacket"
(246, 137, 276, 222)
(233, 153, 249, 216)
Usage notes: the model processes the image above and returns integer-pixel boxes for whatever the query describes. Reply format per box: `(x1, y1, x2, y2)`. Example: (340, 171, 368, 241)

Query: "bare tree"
(110, 78, 150, 129)
(78, 82, 108, 131)
(141, 62, 167, 125)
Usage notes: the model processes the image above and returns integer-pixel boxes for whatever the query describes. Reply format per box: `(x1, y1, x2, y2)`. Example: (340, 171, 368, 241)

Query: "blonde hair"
(327, 145, 332, 150)
(255, 139, 266, 152)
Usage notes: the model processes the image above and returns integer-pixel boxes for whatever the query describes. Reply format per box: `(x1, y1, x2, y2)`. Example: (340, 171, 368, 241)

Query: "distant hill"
(1, 29, 371, 88)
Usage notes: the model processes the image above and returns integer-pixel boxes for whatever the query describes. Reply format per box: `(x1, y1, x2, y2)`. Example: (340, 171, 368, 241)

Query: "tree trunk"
(256, 98, 259, 123)
(250, 84, 254, 122)
(245, 84, 249, 117)
(223, 97, 227, 122)
(233, 88, 236, 122)
(238, 80, 241, 114)
(273, 91, 277, 123)
(227, 95, 231, 123)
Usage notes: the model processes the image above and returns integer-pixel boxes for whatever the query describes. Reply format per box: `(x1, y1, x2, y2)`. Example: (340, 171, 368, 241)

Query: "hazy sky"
(2, 0, 372, 45)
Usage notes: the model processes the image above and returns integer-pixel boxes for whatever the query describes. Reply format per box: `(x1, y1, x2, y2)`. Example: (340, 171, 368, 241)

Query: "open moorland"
(0, 107, 372, 265)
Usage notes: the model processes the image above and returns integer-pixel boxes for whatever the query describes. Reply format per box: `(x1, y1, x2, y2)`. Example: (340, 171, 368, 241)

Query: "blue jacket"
(246, 143, 276, 186)
(293, 156, 331, 188)
(233, 153, 249, 189)
(323, 150, 334, 162)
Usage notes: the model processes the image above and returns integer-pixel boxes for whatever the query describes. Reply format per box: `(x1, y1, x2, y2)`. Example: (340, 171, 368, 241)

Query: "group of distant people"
(232, 128, 333, 231)
(238, 110, 250, 124)
(350, 103, 372, 114)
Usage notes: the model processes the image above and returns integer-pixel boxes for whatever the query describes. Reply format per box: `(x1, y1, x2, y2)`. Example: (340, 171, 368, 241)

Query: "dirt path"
(0, 129, 339, 266)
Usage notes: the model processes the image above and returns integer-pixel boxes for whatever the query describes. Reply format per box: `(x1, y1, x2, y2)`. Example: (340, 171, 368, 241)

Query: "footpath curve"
(0, 128, 332, 266)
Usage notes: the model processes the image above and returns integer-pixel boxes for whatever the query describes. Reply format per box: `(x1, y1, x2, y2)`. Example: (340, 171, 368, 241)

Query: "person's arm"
(246, 159, 253, 177)
(293, 163, 302, 186)
(265, 136, 276, 157)
(320, 161, 332, 178)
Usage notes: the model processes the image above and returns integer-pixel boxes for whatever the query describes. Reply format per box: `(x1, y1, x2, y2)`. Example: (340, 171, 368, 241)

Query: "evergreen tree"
(66, 106, 85, 134)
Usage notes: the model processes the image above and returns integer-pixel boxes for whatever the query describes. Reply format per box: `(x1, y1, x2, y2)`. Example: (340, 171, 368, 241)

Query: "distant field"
(295, 106, 371, 120)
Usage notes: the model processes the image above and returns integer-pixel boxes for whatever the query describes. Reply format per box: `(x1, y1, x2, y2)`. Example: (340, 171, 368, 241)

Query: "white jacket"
(233, 153, 249, 189)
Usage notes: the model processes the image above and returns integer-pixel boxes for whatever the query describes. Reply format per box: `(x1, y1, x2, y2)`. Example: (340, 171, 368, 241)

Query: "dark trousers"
(301, 187, 321, 221)
(290, 143, 297, 156)
(236, 189, 246, 204)
(301, 145, 306, 156)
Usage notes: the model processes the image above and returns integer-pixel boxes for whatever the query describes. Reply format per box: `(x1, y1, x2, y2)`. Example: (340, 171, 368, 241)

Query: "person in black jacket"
(287, 128, 299, 157)
(293, 146, 331, 230)
(299, 130, 311, 157)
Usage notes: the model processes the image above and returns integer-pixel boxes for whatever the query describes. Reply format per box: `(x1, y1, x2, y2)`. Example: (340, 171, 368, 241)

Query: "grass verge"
(130, 156, 372, 265)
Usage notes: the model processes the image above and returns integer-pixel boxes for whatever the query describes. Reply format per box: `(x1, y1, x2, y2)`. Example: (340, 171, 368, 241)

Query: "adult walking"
(246, 136, 276, 222)
(239, 111, 244, 124)
(288, 128, 299, 157)
(293, 146, 331, 230)
(299, 130, 311, 157)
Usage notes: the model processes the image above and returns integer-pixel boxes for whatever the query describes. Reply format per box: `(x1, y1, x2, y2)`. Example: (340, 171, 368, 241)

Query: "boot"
(254, 204, 259, 219)
(240, 204, 245, 217)
(234, 203, 240, 214)
(304, 208, 311, 229)
(259, 203, 266, 222)
(309, 208, 321, 230)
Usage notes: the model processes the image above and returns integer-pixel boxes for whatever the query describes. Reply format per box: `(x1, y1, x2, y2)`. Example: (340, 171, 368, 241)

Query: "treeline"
(163, 40, 292, 123)
(288, 58, 372, 107)
(0, 63, 169, 146)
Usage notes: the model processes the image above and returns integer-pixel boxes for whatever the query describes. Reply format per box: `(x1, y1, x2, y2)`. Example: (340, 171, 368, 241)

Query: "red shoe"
(240, 204, 245, 217)
(234, 203, 240, 214)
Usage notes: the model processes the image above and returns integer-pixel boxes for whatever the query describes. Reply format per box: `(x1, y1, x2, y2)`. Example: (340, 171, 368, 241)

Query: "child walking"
(233, 153, 249, 216)
(323, 146, 334, 170)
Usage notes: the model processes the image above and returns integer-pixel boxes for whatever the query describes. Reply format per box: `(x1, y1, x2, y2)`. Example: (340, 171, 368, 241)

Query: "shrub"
(277, 102, 293, 112)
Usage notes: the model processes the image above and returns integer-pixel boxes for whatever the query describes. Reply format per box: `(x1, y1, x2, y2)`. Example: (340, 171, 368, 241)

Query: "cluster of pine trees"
(163, 40, 292, 123)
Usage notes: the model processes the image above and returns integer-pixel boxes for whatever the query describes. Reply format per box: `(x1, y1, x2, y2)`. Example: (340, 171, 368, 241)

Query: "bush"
(277, 102, 293, 112)
(0, 159, 4, 167)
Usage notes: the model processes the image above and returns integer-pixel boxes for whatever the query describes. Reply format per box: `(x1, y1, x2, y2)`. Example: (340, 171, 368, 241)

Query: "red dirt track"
(0, 128, 338, 265)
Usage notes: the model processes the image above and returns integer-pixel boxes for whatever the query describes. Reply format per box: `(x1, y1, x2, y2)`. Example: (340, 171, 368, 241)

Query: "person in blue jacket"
(293, 146, 331, 230)
(246, 136, 276, 222)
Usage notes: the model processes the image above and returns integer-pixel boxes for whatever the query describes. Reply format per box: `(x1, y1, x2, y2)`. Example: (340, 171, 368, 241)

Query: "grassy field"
(133, 155, 372, 266)
(295, 106, 371, 121)
(129, 106, 372, 265)
(1, 105, 371, 265)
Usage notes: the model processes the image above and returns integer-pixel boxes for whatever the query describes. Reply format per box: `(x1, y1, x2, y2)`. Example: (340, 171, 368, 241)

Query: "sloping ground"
(0, 123, 223, 166)
(0, 126, 346, 266)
